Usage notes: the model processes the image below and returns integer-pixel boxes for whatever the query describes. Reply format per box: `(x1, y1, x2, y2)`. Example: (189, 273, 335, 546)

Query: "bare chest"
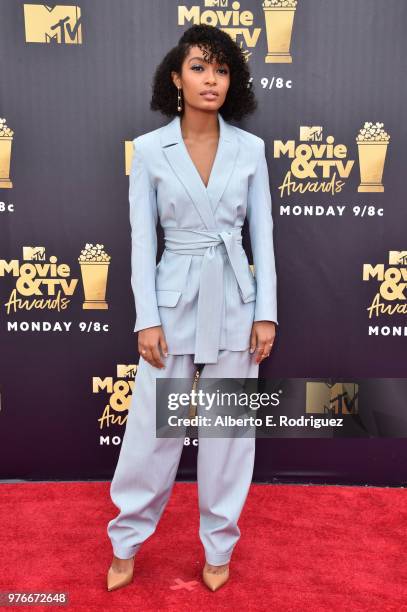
(183, 139, 219, 189)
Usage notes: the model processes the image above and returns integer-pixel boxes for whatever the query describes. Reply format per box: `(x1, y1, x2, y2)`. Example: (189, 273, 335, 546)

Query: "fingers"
(150, 342, 165, 369)
(252, 336, 275, 364)
(159, 333, 168, 359)
(139, 346, 155, 367)
(138, 331, 168, 369)
(255, 339, 268, 364)
(250, 328, 272, 363)
(249, 327, 257, 354)
(139, 346, 165, 369)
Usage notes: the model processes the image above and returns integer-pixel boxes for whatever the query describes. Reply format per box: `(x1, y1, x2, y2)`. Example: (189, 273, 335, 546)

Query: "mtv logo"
(205, 0, 228, 7)
(388, 251, 407, 265)
(23, 4, 82, 44)
(117, 364, 138, 378)
(300, 126, 323, 142)
(23, 246, 46, 261)
(306, 382, 358, 416)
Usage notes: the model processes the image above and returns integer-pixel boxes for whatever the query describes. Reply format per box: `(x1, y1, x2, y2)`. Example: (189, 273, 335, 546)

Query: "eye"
(191, 64, 229, 74)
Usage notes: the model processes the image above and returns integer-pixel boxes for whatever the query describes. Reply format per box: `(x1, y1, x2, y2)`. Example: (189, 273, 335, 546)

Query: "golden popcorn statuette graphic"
(356, 122, 390, 192)
(0, 118, 14, 189)
(262, 0, 298, 63)
(23, 4, 82, 44)
(78, 243, 111, 310)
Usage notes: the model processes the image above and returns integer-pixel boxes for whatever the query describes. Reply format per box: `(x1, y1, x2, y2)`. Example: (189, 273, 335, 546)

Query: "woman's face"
(172, 45, 230, 113)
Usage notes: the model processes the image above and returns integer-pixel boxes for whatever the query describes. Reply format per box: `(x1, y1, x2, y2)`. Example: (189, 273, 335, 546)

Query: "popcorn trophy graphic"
(78, 243, 111, 309)
(0, 118, 14, 188)
(262, 0, 298, 63)
(356, 122, 390, 192)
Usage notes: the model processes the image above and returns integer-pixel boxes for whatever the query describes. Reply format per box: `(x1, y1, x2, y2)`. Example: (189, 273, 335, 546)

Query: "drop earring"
(177, 87, 182, 112)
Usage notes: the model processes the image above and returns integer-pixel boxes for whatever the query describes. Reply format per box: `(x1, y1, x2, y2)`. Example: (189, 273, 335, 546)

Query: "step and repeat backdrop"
(0, 0, 406, 484)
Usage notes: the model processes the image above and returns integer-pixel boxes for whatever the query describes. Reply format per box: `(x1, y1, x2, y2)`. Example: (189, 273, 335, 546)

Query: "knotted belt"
(163, 227, 255, 364)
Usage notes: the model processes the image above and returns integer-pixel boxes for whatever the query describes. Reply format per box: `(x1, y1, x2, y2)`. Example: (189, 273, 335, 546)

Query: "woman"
(107, 24, 278, 593)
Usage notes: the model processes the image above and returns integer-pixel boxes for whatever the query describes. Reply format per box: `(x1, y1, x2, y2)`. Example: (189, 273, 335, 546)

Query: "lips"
(200, 91, 218, 99)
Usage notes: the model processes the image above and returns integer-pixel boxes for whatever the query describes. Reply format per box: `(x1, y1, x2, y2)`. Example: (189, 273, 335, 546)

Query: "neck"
(180, 108, 219, 142)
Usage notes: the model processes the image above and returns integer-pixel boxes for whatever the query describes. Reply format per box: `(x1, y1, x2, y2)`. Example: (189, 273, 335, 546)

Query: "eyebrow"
(188, 56, 226, 65)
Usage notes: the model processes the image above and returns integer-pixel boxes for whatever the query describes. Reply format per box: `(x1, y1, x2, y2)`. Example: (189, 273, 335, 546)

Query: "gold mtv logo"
(300, 126, 323, 142)
(306, 382, 358, 416)
(23, 246, 46, 261)
(117, 364, 138, 378)
(23, 4, 82, 44)
(388, 251, 407, 265)
(204, 0, 228, 6)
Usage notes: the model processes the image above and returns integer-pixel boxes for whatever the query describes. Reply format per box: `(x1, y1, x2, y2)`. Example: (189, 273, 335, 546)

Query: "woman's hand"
(250, 321, 276, 364)
(138, 326, 168, 369)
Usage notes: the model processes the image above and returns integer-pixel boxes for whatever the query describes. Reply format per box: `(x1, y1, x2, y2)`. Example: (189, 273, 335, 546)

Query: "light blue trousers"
(107, 349, 259, 566)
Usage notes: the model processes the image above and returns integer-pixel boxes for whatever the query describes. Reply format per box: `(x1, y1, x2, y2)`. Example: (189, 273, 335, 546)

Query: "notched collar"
(160, 114, 239, 229)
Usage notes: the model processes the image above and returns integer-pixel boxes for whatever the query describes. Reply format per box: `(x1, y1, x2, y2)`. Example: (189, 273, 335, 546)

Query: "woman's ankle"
(111, 555, 134, 570)
(204, 561, 229, 573)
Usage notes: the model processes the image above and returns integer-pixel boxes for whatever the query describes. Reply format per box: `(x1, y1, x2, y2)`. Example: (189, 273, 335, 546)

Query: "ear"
(171, 71, 181, 89)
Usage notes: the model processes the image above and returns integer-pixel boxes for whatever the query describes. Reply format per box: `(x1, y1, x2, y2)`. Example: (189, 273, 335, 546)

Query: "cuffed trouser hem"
(205, 549, 234, 566)
(112, 544, 142, 560)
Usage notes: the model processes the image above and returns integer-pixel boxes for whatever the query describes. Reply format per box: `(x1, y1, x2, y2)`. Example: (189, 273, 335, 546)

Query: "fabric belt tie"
(163, 227, 255, 364)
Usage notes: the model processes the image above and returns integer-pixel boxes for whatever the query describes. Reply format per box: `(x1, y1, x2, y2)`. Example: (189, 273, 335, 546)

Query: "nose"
(205, 68, 217, 84)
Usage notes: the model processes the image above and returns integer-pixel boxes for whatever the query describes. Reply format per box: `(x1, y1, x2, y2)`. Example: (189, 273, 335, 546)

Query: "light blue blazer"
(129, 113, 278, 364)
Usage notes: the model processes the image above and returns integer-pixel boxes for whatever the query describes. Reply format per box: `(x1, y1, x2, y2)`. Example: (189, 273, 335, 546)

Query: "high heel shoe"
(107, 556, 135, 592)
(202, 562, 230, 592)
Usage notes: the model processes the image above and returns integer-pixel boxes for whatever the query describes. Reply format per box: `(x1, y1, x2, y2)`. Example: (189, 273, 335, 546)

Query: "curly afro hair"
(150, 24, 257, 122)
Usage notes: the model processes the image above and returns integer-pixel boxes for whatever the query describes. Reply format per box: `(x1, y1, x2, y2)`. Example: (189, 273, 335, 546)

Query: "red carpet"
(1, 481, 406, 611)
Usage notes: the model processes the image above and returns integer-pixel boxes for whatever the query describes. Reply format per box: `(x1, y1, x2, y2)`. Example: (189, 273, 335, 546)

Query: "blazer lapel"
(160, 114, 239, 229)
(207, 114, 239, 217)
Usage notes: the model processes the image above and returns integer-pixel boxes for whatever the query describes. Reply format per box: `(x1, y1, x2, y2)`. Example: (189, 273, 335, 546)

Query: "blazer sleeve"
(246, 139, 279, 325)
(129, 138, 162, 332)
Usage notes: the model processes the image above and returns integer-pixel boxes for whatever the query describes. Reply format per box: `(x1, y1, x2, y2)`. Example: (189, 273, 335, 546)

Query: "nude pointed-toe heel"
(202, 563, 230, 592)
(107, 557, 135, 592)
